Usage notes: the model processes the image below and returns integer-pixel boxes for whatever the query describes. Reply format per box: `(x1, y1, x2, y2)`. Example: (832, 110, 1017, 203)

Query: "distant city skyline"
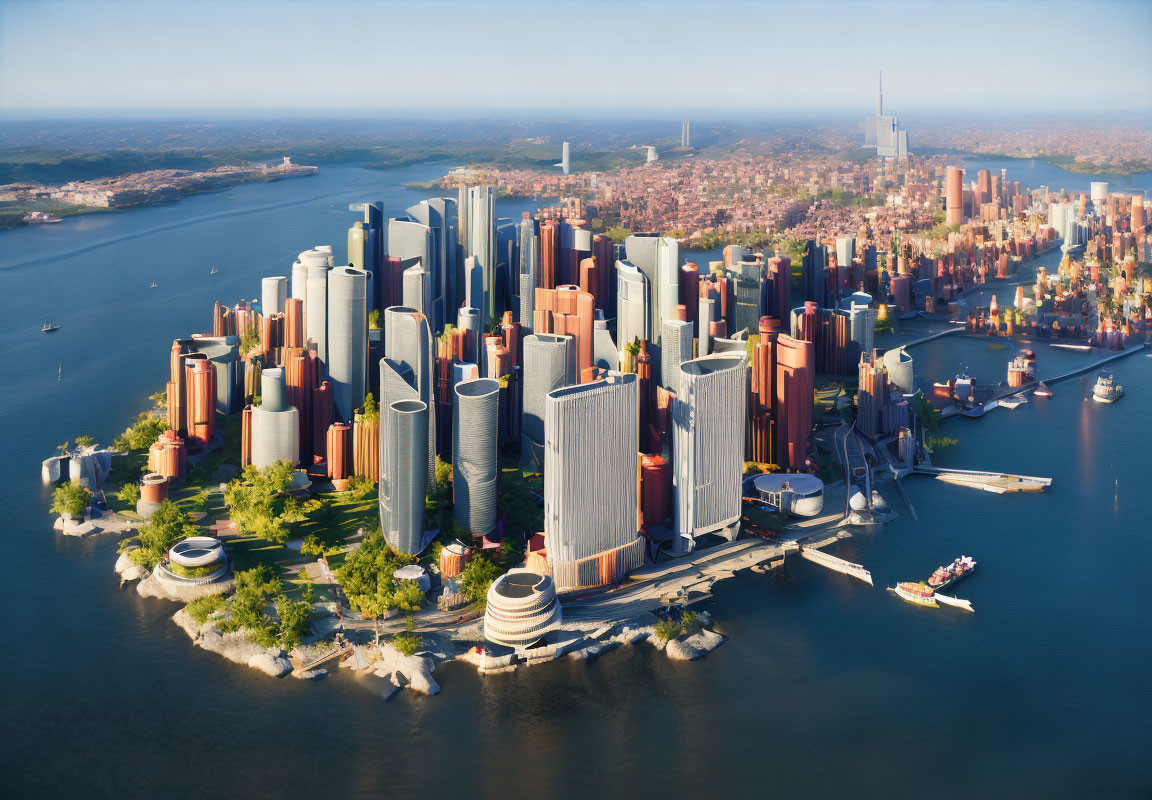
(1, 0, 1150, 116)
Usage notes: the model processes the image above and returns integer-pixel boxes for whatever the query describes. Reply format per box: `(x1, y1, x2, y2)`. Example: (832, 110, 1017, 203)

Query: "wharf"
(912, 465, 1051, 494)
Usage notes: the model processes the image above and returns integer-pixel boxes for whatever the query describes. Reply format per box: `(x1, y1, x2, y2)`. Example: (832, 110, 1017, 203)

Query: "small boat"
(210, 267, 219, 275)
(889, 581, 938, 607)
(927, 555, 977, 591)
(150, 280, 158, 288)
(42, 317, 60, 333)
(1051, 342, 1091, 352)
(1034, 382, 1052, 397)
(1092, 372, 1122, 403)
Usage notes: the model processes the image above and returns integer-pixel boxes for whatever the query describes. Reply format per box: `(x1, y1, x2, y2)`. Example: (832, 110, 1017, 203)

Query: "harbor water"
(1, 162, 1150, 798)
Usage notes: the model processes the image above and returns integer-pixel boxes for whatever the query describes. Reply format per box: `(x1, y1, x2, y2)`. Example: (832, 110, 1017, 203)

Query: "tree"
(113, 412, 168, 452)
(74, 435, 95, 449)
(56, 441, 70, 455)
(51, 483, 91, 519)
(117, 482, 141, 506)
(458, 555, 501, 607)
(359, 392, 379, 423)
(129, 499, 199, 569)
(219, 565, 282, 647)
(223, 461, 299, 543)
(275, 594, 313, 651)
(149, 389, 167, 410)
(391, 615, 424, 657)
(335, 533, 418, 618)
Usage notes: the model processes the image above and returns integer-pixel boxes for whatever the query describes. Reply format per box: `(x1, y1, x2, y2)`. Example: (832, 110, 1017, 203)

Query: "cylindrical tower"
(385, 399, 428, 555)
(326, 266, 368, 421)
(250, 367, 300, 467)
(453, 378, 500, 536)
(262, 276, 288, 317)
(306, 264, 330, 369)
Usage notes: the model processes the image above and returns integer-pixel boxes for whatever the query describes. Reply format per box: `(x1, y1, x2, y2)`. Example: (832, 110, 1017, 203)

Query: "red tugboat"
(890, 581, 938, 607)
(927, 555, 977, 592)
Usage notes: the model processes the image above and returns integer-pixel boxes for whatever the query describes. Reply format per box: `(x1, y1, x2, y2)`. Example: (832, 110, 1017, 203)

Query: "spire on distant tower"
(877, 71, 883, 117)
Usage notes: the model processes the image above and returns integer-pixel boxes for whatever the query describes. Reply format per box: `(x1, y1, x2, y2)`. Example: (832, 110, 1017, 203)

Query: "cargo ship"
(889, 581, 938, 607)
(927, 555, 976, 592)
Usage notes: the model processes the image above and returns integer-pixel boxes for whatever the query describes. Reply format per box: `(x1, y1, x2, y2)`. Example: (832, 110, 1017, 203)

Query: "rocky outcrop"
(371, 641, 440, 696)
(665, 628, 727, 661)
(173, 608, 292, 678)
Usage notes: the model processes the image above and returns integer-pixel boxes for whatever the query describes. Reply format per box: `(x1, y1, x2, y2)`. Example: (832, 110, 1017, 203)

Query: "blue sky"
(1, 0, 1149, 115)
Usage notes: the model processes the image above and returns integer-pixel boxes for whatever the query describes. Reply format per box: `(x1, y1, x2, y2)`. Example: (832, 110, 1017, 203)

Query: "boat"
(927, 555, 977, 591)
(42, 317, 60, 333)
(1051, 342, 1091, 352)
(150, 280, 158, 288)
(210, 267, 219, 275)
(889, 581, 938, 607)
(1034, 382, 1052, 397)
(1092, 372, 1122, 403)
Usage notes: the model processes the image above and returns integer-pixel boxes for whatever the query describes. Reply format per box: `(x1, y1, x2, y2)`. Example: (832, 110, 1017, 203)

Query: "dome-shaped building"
(483, 570, 562, 650)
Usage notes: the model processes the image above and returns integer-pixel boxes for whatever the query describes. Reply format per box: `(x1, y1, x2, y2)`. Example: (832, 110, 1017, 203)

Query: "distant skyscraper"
(864, 72, 908, 158)
(646, 146, 658, 163)
(681, 121, 691, 148)
(555, 141, 570, 175)
(660, 317, 694, 391)
(672, 354, 746, 554)
(543, 372, 644, 590)
(383, 306, 435, 483)
(385, 219, 434, 329)
(946, 167, 965, 226)
(406, 198, 456, 325)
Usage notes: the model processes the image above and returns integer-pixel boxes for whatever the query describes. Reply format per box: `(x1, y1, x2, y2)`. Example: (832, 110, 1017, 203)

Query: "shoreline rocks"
(173, 608, 292, 678)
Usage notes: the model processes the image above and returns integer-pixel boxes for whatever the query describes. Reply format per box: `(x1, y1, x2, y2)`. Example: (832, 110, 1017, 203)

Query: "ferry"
(927, 555, 977, 591)
(1034, 382, 1052, 398)
(1092, 372, 1122, 403)
(889, 581, 938, 607)
(42, 317, 60, 333)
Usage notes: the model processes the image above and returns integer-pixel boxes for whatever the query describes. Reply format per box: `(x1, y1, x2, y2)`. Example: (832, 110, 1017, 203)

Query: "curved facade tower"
(250, 367, 300, 468)
(616, 260, 650, 355)
(483, 570, 563, 649)
(946, 167, 964, 226)
(543, 372, 644, 590)
(383, 399, 428, 555)
(382, 307, 435, 482)
(385, 219, 434, 327)
(521, 333, 572, 469)
(291, 246, 332, 300)
(457, 306, 483, 367)
(306, 263, 331, 369)
(262, 276, 288, 317)
(672, 354, 747, 554)
(327, 267, 368, 421)
(453, 378, 500, 536)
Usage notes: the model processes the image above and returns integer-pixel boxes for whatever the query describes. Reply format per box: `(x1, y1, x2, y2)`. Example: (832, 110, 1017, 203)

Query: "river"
(1, 161, 1150, 798)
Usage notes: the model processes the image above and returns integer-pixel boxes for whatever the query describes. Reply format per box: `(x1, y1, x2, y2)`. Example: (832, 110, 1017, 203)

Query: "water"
(2, 163, 1151, 798)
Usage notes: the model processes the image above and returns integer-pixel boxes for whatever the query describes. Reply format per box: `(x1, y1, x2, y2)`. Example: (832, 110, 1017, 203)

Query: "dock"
(912, 465, 1051, 493)
(800, 546, 873, 585)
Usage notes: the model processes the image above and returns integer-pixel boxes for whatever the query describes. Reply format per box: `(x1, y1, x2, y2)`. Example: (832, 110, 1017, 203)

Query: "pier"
(912, 465, 1051, 493)
(800, 546, 873, 585)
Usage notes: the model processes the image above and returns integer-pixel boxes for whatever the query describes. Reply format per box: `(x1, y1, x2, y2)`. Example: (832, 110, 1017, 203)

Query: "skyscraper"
(616, 260, 650, 358)
(521, 333, 573, 469)
(543, 372, 644, 590)
(453, 378, 500, 537)
(864, 72, 908, 158)
(383, 306, 435, 483)
(660, 316, 694, 391)
(623, 234, 679, 347)
(946, 167, 965, 226)
(681, 121, 690, 148)
(385, 219, 434, 329)
(249, 367, 300, 468)
(305, 261, 331, 372)
(460, 186, 497, 319)
(382, 399, 429, 555)
(261, 276, 287, 317)
(555, 141, 570, 175)
(672, 354, 746, 554)
(326, 266, 368, 422)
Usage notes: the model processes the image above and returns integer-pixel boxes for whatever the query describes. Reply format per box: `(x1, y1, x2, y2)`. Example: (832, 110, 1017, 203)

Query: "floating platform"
(913, 466, 1051, 494)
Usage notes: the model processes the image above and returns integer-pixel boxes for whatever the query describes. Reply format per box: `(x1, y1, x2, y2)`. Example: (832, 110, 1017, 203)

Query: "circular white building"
(483, 570, 562, 650)
(169, 536, 226, 568)
(751, 473, 824, 518)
